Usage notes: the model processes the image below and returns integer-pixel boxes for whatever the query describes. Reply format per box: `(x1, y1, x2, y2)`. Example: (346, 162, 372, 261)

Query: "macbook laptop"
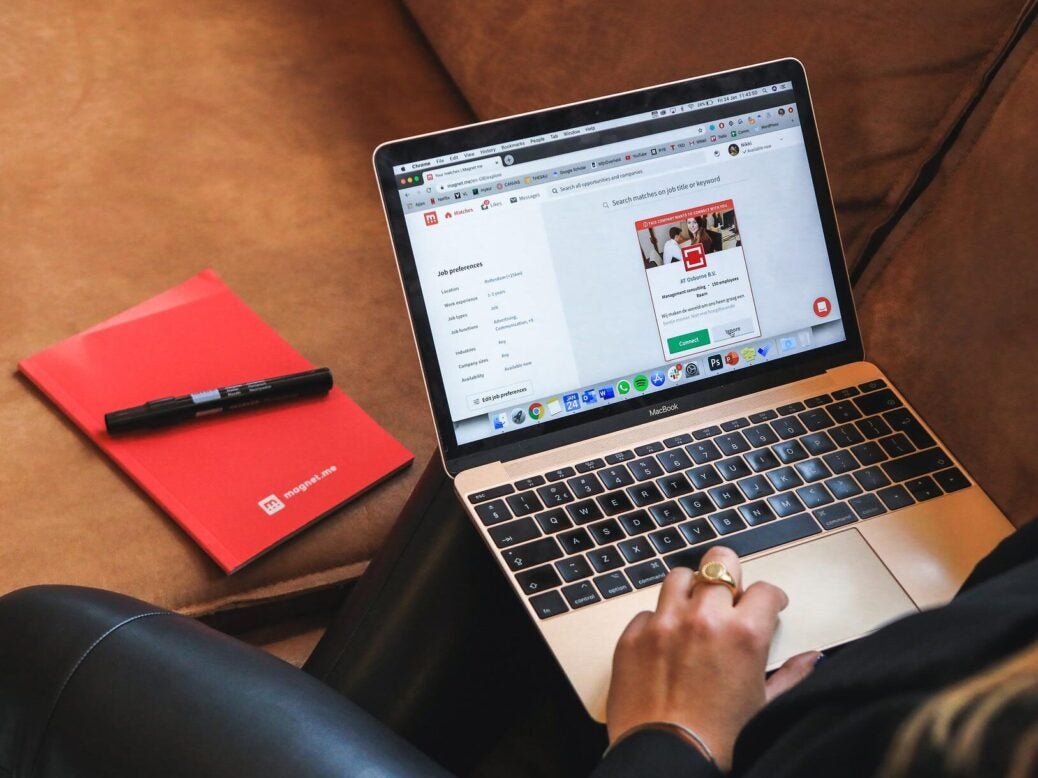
(373, 58, 1013, 721)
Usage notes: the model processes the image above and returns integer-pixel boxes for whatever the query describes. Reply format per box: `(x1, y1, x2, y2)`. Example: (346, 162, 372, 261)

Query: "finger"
(765, 651, 821, 702)
(656, 566, 696, 613)
(735, 580, 789, 629)
(614, 610, 653, 658)
(689, 545, 742, 608)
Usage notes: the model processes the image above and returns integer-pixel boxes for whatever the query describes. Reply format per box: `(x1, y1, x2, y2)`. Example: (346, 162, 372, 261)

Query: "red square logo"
(423, 211, 438, 226)
(682, 243, 707, 271)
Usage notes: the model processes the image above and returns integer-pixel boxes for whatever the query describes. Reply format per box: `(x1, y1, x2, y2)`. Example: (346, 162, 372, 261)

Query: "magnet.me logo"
(257, 465, 338, 516)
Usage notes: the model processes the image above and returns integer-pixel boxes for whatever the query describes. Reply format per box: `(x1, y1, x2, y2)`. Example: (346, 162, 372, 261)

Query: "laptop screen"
(377, 61, 857, 467)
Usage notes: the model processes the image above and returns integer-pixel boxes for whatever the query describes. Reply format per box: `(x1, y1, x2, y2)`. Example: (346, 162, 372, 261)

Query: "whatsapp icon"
(617, 379, 632, 395)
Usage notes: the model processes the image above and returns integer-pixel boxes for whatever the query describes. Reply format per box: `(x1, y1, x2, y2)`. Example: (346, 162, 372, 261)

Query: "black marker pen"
(105, 368, 333, 434)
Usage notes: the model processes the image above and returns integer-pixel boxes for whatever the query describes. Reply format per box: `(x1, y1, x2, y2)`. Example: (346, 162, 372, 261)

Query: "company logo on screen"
(682, 243, 707, 271)
(423, 211, 438, 226)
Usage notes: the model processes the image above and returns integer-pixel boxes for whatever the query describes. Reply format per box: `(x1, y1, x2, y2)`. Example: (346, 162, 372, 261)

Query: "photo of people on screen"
(638, 205, 740, 270)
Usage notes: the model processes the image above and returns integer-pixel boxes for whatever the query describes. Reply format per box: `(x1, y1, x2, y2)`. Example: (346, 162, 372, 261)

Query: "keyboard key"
(468, 484, 515, 504)
(795, 458, 832, 483)
(692, 425, 722, 440)
(535, 509, 572, 534)
(618, 509, 655, 535)
(906, 476, 943, 502)
(658, 449, 694, 473)
(688, 464, 724, 489)
(555, 556, 593, 582)
(744, 424, 780, 447)
(768, 491, 806, 517)
(558, 528, 593, 554)
(650, 502, 685, 527)
(773, 440, 809, 464)
(717, 456, 752, 480)
(831, 386, 860, 399)
(777, 401, 806, 416)
(813, 503, 857, 530)
(618, 536, 658, 564)
(678, 518, 717, 545)
(822, 450, 859, 475)
(599, 466, 635, 489)
(827, 401, 862, 423)
(739, 501, 776, 526)
(766, 466, 804, 492)
(881, 448, 953, 482)
(830, 423, 866, 447)
(567, 474, 604, 498)
(858, 379, 888, 392)
(629, 457, 664, 481)
(798, 408, 835, 431)
(663, 433, 693, 448)
(715, 432, 751, 455)
(882, 408, 936, 449)
(567, 499, 604, 524)
(507, 491, 544, 516)
(849, 493, 886, 519)
(513, 476, 546, 490)
(594, 571, 633, 599)
(686, 440, 723, 464)
(589, 519, 624, 545)
(574, 459, 604, 474)
(546, 467, 576, 482)
(805, 394, 832, 408)
(825, 475, 863, 500)
(530, 590, 568, 619)
(854, 388, 902, 416)
(854, 467, 891, 492)
(748, 409, 778, 423)
(708, 484, 746, 509)
(649, 527, 687, 552)
(657, 473, 694, 499)
(738, 474, 776, 500)
(721, 417, 750, 431)
(489, 518, 541, 548)
(797, 483, 834, 509)
(502, 537, 563, 571)
(516, 564, 562, 595)
(801, 431, 837, 456)
(856, 416, 893, 440)
(665, 513, 821, 569)
(604, 450, 635, 464)
(536, 483, 574, 507)
(562, 580, 600, 609)
(679, 492, 715, 518)
(878, 433, 916, 458)
(587, 546, 624, 572)
(850, 442, 888, 466)
(934, 467, 970, 493)
(709, 509, 747, 535)
(772, 417, 808, 440)
(634, 441, 665, 456)
(745, 448, 781, 472)
(597, 491, 635, 516)
(475, 499, 511, 526)
(627, 483, 664, 507)
(626, 559, 669, 589)
(878, 485, 915, 511)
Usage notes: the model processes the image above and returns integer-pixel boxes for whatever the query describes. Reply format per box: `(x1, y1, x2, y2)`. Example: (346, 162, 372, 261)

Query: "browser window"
(396, 84, 846, 445)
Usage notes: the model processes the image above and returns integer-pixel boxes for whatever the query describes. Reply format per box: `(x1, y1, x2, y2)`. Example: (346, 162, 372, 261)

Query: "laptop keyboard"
(465, 381, 971, 620)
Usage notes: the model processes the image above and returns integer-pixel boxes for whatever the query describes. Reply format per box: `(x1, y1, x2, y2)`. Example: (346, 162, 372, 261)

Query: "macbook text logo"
(648, 403, 679, 418)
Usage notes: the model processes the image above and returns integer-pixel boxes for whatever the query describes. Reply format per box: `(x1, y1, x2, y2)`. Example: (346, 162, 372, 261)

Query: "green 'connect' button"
(667, 329, 711, 354)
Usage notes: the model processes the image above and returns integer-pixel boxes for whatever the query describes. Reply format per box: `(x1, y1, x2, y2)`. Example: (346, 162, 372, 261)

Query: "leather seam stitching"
(25, 611, 173, 778)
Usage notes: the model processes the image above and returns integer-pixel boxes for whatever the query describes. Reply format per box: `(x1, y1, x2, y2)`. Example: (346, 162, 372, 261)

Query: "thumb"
(765, 651, 822, 702)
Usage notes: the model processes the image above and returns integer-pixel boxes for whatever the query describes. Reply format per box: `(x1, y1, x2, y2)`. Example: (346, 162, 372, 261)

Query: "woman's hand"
(606, 546, 820, 771)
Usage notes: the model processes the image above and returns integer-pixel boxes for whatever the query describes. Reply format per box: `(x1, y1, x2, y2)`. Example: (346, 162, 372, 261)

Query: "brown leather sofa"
(2, 1, 1035, 659)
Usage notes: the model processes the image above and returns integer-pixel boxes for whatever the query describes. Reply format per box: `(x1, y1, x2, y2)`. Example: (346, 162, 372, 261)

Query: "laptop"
(373, 58, 1013, 721)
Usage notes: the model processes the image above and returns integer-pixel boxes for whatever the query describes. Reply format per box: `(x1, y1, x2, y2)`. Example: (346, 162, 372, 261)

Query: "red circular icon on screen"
(725, 351, 739, 366)
(813, 296, 832, 317)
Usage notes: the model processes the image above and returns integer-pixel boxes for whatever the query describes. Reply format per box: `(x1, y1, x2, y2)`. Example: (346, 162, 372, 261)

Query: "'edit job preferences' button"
(667, 329, 711, 355)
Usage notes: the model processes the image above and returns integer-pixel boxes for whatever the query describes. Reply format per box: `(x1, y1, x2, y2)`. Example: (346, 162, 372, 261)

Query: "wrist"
(606, 721, 718, 766)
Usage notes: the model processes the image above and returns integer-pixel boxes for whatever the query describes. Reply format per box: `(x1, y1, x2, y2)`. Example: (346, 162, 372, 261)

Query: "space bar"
(663, 514, 822, 570)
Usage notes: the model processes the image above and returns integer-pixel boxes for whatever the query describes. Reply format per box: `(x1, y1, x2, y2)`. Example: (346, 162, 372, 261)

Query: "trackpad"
(741, 529, 918, 669)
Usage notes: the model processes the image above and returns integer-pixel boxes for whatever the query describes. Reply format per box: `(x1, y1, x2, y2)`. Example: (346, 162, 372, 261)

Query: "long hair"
(880, 640, 1038, 777)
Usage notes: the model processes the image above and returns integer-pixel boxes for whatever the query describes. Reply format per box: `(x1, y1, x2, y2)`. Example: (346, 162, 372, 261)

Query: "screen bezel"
(374, 58, 863, 475)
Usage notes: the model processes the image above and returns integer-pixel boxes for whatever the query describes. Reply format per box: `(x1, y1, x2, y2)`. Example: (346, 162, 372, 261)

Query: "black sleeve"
(591, 728, 724, 778)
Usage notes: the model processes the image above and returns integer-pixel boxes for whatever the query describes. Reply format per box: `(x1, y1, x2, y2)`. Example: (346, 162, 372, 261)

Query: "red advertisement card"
(18, 269, 413, 573)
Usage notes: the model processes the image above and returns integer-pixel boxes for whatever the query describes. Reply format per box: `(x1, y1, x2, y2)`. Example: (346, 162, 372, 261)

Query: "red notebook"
(19, 270, 413, 573)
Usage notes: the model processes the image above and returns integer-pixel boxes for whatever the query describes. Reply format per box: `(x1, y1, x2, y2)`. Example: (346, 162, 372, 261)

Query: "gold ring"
(694, 560, 738, 594)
